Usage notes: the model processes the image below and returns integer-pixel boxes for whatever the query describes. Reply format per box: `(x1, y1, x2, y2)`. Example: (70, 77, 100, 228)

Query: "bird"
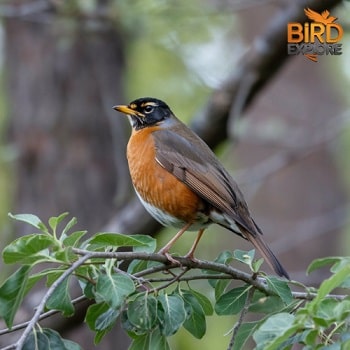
(113, 97, 289, 279)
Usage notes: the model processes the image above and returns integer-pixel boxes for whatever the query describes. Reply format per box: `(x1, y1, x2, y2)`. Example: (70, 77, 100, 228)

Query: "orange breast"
(127, 127, 203, 224)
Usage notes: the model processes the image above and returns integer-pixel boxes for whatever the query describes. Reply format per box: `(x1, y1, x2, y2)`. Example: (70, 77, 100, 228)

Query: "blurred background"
(0, 0, 349, 348)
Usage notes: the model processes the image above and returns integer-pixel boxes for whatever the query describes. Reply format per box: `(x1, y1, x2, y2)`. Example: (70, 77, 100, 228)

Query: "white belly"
(134, 188, 210, 231)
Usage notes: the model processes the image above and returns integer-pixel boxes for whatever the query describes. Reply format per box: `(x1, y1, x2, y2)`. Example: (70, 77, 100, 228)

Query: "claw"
(163, 252, 182, 266)
(183, 252, 200, 263)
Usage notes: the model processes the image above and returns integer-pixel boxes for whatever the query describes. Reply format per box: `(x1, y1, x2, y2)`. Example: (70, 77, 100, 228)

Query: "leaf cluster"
(0, 213, 349, 349)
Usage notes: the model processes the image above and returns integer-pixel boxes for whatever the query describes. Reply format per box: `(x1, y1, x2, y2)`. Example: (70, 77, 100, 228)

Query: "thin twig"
(133, 263, 178, 278)
(292, 291, 346, 301)
(72, 248, 272, 294)
(72, 248, 349, 301)
(227, 286, 255, 350)
(14, 253, 93, 350)
(148, 273, 233, 282)
(149, 267, 190, 293)
(112, 266, 148, 287)
(0, 296, 86, 337)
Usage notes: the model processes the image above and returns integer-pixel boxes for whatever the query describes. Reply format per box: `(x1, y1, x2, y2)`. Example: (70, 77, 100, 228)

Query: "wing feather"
(153, 127, 255, 234)
(152, 125, 290, 279)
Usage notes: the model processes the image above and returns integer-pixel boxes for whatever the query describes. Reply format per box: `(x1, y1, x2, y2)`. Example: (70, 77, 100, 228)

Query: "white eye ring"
(144, 105, 154, 114)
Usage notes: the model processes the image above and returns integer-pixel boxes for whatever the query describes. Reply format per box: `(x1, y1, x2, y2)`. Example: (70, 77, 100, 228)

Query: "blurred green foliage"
(118, 0, 241, 119)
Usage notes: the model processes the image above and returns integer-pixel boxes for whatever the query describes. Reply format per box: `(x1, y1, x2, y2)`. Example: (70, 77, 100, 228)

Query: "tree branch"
(13, 253, 93, 350)
(0, 296, 86, 337)
(190, 0, 343, 147)
(71, 248, 348, 302)
(72, 248, 274, 294)
(0, 248, 347, 348)
(228, 286, 255, 350)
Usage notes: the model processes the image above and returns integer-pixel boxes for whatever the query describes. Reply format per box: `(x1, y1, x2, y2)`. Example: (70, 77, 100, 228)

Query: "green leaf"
(62, 339, 82, 350)
(23, 328, 82, 350)
(252, 258, 264, 273)
(2, 234, 54, 264)
(188, 289, 213, 315)
(215, 285, 251, 315)
(95, 308, 120, 344)
(233, 249, 255, 268)
(53, 247, 76, 263)
(131, 234, 157, 253)
(205, 250, 233, 289)
(8, 213, 48, 232)
(62, 230, 87, 248)
(341, 339, 350, 350)
(307, 257, 343, 274)
(265, 276, 293, 305)
(232, 321, 260, 350)
(49, 212, 69, 232)
(214, 279, 231, 300)
(249, 292, 286, 314)
(307, 329, 320, 345)
(95, 273, 135, 308)
(46, 277, 74, 316)
(45, 269, 65, 287)
(0, 265, 30, 328)
(23, 329, 50, 350)
(121, 309, 140, 334)
(333, 299, 350, 321)
(61, 217, 78, 236)
(129, 327, 170, 350)
(279, 329, 316, 348)
(308, 264, 350, 313)
(25, 273, 46, 295)
(182, 290, 206, 339)
(215, 250, 234, 264)
(127, 294, 158, 332)
(330, 258, 350, 288)
(313, 298, 339, 325)
(88, 233, 152, 250)
(253, 313, 297, 350)
(78, 273, 95, 299)
(127, 259, 151, 274)
(157, 294, 187, 336)
(86, 302, 120, 344)
(26, 267, 66, 292)
(86, 302, 108, 330)
(95, 308, 120, 331)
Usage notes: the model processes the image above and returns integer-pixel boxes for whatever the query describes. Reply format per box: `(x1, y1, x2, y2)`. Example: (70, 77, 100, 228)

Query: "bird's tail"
(240, 226, 290, 280)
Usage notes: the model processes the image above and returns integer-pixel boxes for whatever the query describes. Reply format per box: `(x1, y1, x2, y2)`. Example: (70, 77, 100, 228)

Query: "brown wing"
(152, 125, 257, 235)
(153, 124, 289, 279)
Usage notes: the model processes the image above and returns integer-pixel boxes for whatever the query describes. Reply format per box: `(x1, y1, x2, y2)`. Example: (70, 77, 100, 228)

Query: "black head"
(113, 97, 173, 130)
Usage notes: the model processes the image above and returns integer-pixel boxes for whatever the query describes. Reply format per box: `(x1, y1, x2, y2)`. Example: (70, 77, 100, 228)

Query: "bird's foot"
(165, 253, 182, 266)
(183, 252, 200, 263)
(158, 249, 182, 266)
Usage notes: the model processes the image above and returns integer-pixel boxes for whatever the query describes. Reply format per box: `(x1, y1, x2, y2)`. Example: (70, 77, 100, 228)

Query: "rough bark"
(4, 4, 131, 348)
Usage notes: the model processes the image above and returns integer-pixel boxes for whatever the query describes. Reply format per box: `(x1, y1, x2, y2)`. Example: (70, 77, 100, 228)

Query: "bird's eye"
(144, 105, 154, 114)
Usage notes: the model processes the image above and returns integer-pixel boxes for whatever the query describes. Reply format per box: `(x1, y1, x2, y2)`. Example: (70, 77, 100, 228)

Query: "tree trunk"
(4, 4, 131, 348)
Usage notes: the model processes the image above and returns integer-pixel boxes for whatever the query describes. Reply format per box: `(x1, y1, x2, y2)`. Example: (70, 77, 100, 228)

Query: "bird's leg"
(158, 222, 192, 264)
(184, 228, 205, 261)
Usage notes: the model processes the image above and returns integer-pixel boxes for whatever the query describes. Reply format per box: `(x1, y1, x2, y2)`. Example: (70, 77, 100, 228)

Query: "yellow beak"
(113, 105, 136, 115)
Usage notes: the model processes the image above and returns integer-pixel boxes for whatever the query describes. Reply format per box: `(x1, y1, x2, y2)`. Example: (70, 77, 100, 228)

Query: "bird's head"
(113, 97, 174, 130)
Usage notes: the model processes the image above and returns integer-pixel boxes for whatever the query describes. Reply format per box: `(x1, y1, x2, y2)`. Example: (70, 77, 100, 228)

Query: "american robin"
(113, 97, 289, 279)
